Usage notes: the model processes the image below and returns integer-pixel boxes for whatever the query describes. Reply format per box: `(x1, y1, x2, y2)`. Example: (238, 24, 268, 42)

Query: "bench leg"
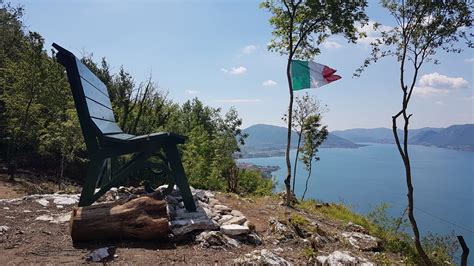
(164, 145, 196, 212)
(79, 158, 103, 206)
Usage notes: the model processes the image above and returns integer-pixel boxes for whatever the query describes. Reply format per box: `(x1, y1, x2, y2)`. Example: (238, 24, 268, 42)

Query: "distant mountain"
(332, 124, 473, 151)
(239, 124, 362, 158)
(331, 128, 396, 143)
(412, 124, 474, 150)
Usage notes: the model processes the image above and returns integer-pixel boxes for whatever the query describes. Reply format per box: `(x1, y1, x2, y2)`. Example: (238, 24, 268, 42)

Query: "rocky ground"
(0, 176, 403, 264)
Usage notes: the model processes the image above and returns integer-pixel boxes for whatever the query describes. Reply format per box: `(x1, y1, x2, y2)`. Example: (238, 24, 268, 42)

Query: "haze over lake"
(238, 143, 474, 252)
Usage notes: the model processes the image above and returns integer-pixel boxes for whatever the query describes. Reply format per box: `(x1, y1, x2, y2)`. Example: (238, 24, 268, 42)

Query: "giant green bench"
(53, 43, 196, 212)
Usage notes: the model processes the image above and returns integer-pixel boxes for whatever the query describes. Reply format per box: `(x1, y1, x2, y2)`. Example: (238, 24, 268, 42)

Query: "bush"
(237, 168, 275, 196)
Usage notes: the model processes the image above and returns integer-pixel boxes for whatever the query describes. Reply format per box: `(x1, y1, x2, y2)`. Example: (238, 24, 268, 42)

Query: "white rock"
(341, 232, 381, 251)
(86, 247, 113, 262)
(196, 231, 240, 248)
(223, 216, 247, 226)
(220, 224, 249, 236)
(57, 205, 64, 209)
(51, 194, 79, 205)
(218, 214, 234, 224)
(231, 210, 244, 217)
(202, 206, 213, 217)
(316, 251, 373, 266)
(174, 207, 207, 220)
(273, 247, 284, 253)
(171, 218, 219, 236)
(0, 225, 9, 234)
(36, 198, 49, 207)
(234, 249, 291, 265)
(35, 213, 70, 224)
(193, 190, 208, 203)
(35, 214, 54, 222)
(208, 198, 219, 207)
(23, 210, 32, 213)
(3, 207, 10, 210)
(214, 204, 232, 213)
(204, 191, 215, 198)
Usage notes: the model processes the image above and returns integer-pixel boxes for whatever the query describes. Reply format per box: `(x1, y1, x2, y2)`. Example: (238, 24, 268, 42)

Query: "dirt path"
(0, 176, 26, 199)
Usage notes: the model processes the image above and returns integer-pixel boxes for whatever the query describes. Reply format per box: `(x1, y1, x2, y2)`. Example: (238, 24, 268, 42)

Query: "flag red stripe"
(322, 66, 337, 78)
(325, 74, 341, 83)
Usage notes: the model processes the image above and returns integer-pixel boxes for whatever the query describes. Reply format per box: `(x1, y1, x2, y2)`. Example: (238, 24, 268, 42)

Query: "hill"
(332, 124, 473, 151)
(411, 124, 474, 150)
(239, 124, 362, 158)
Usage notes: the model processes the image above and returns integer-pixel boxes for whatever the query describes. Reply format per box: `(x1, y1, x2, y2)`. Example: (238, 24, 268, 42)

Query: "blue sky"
(16, 0, 473, 130)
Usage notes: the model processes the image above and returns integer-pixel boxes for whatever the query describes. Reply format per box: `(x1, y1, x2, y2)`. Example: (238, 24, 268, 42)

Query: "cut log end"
(70, 196, 169, 241)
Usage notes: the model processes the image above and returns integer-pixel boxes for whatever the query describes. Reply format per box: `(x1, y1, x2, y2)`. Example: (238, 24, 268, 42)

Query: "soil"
(0, 173, 399, 264)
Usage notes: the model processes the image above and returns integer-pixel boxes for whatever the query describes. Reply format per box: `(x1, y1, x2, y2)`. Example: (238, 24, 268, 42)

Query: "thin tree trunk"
(393, 113, 431, 265)
(284, 57, 294, 206)
(394, 24, 431, 264)
(292, 131, 303, 193)
(301, 162, 312, 201)
(458, 235, 469, 266)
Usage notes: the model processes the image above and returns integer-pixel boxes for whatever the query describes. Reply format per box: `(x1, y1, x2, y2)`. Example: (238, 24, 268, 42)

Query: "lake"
(238, 143, 474, 261)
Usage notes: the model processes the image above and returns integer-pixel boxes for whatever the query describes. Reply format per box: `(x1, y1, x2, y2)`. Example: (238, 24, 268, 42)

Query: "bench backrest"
(53, 43, 123, 151)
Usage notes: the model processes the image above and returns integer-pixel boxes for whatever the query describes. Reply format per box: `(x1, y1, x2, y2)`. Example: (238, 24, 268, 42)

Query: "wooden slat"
(80, 77, 112, 109)
(91, 118, 122, 134)
(75, 58, 110, 97)
(86, 98, 116, 122)
(104, 133, 136, 141)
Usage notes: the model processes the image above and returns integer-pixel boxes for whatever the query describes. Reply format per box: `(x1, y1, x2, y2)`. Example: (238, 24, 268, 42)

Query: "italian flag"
(290, 60, 341, 91)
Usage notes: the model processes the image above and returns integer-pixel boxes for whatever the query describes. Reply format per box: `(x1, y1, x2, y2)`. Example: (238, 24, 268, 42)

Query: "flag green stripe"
(291, 60, 310, 91)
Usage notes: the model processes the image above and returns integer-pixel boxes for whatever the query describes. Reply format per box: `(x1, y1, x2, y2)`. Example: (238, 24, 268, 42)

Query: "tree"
(282, 92, 326, 194)
(261, 0, 368, 205)
(299, 114, 328, 200)
(355, 1, 472, 264)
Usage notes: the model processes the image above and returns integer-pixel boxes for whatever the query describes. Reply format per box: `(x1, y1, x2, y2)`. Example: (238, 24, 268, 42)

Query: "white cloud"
(323, 41, 342, 49)
(464, 58, 474, 63)
(414, 86, 450, 96)
(185, 89, 200, 95)
(414, 72, 469, 96)
(419, 72, 468, 89)
(241, 45, 257, 54)
(221, 66, 247, 75)
(356, 21, 392, 45)
(215, 99, 262, 103)
(435, 101, 445, 106)
(262, 80, 278, 86)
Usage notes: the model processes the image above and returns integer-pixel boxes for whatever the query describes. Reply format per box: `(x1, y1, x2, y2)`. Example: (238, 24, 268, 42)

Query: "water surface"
(238, 143, 474, 261)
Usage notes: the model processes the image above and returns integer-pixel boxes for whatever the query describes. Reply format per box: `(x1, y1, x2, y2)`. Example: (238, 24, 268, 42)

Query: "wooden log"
(70, 196, 169, 241)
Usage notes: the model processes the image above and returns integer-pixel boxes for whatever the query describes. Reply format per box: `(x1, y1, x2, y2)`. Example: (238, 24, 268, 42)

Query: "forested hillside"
(0, 4, 273, 194)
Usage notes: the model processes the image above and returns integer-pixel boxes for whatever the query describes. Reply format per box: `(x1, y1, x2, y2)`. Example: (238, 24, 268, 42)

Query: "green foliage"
(0, 4, 275, 196)
(299, 114, 328, 200)
(367, 203, 408, 233)
(300, 115, 328, 166)
(260, 0, 369, 59)
(237, 169, 275, 196)
(422, 233, 458, 265)
(302, 246, 316, 259)
(289, 213, 308, 226)
(297, 200, 419, 263)
(356, 0, 473, 77)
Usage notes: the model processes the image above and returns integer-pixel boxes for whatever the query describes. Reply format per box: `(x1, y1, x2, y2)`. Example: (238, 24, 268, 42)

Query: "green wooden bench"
(53, 43, 196, 212)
